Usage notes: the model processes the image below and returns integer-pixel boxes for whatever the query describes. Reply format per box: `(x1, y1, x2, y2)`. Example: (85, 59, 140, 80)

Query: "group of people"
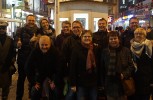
(0, 14, 153, 100)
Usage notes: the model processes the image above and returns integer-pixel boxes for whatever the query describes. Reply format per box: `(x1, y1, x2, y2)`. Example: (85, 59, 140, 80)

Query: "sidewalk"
(7, 72, 30, 100)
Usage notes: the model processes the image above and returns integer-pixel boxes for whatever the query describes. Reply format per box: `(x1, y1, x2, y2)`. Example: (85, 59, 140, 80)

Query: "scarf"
(131, 39, 152, 58)
(107, 49, 116, 76)
(84, 43, 96, 70)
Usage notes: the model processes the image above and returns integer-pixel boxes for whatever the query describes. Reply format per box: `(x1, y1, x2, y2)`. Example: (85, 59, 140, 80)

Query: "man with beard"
(121, 17, 139, 49)
(92, 18, 109, 100)
(15, 14, 39, 100)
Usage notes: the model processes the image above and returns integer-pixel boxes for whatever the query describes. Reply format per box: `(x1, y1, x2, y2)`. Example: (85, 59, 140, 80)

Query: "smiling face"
(26, 15, 36, 27)
(62, 22, 71, 34)
(39, 36, 51, 53)
(108, 31, 120, 48)
(81, 30, 92, 45)
(98, 18, 107, 31)
(109, 36, 120, 48)
(129, 17, 139, 31)
(134, 28, 146, 43)
(72, 21, 83, 36)
(41, 19, 49, 30)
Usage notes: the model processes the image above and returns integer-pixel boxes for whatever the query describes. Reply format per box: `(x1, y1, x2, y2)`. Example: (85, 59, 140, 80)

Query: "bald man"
(25, 36, 59, 100)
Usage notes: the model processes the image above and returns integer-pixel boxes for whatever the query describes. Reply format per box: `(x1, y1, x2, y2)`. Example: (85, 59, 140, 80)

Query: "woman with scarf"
(130, 27, 153, 100)
(36, 17, 56, 45)
(69, 30, 97, 100)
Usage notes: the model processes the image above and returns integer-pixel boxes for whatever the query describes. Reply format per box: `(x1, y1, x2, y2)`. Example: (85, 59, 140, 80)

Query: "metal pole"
(11, 4, 15, 33)
(33, 0, 34, 14)
(54, 0, 60, 36)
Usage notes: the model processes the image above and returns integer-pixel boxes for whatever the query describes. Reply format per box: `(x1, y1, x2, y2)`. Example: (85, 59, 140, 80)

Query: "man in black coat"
(121, 17, 139, 49)
(92, 18, 109, 99)
(0, 21, 16, 100)
(15, 14, 39, 100)
(25, 35, 59, 100)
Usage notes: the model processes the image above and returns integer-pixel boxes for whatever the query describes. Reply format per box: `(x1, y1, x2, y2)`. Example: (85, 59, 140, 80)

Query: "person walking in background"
(15, 14, 39, 100)
(92, 18, 109, 99)
(146, 26, 152, 33)
(70, 30, 97, 100)
(118, 26, 124, 36)
(121, 17, 139, 49)
(0, 21, 16, 100)
(62, 20, 84, 100)
(130, 28, 153, 100)
(25, 36, 59, 100)
(101, 31, 135, 100)
(37, 17, 56, 45)
(55, 20, 72, 99)
(146, 26, 153, 44)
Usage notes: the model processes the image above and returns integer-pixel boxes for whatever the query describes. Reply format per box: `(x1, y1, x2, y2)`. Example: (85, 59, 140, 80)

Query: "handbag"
(122, 77, 135, 96)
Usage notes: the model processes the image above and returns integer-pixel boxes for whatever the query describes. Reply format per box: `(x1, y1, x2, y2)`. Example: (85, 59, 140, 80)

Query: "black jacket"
(70, 43, 97, 87)
(25, 46, 59, 85)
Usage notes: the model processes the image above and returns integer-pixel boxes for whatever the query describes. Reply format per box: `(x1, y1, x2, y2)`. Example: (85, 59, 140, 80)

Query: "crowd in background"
(0, 14, 153, 100)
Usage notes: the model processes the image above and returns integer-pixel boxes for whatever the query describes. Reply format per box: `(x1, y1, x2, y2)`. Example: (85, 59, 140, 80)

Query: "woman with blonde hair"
(130, 27, 153, 100)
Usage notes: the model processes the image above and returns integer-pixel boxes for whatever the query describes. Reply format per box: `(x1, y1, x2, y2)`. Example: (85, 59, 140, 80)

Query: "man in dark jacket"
(121, 17, 139, 49)
(92, 18, 109, 99)
(62, 20, 83, 100)
(25, 35, 59, 100)
(15, 14, 39, 100)
(0, 21, 16, 100)
(55, 20, 72, 99)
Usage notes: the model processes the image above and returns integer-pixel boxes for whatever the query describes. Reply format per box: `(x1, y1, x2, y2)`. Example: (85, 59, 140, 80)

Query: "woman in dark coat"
(70, 30, 97, 100)
(130, 28, 153, 100)
(101, 31, 135, 100)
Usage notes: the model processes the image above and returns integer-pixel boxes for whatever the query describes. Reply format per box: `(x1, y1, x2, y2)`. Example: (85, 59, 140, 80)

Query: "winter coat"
(101, 46, 135, 96)
(25, 46, 59, 85)
(92, 30, 109, 86)
(0, 34, 16, 87)
(37, 25, 56, 45)
(121, 29, 134, 49)
(132, 49, 153, 95)
(15, 24, 38, 65)
(62, 33, 81, 77)
(70, 44, 97, 87)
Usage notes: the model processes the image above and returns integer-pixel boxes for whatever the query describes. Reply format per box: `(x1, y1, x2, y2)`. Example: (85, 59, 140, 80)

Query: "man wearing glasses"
(62, 20, 83, 100)
(121, 17, 139, 48)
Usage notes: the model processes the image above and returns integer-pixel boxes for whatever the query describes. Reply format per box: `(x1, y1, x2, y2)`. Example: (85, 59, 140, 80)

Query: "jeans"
(65, 85, 76, 100)
(31, 78, 59, 100)
(77, 86, 97, 100)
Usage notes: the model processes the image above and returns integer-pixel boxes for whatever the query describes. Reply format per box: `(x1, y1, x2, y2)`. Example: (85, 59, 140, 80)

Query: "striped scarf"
(107, 49, 116, 76)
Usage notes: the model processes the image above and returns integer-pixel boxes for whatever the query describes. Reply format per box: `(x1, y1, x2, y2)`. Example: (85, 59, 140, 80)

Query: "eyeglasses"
(135, 33, 144, 36)
(130, 22, 138, 25)
(0, 26, 6, 30)
(73, 26, 81, 29)
(83, 36, 92, 38)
